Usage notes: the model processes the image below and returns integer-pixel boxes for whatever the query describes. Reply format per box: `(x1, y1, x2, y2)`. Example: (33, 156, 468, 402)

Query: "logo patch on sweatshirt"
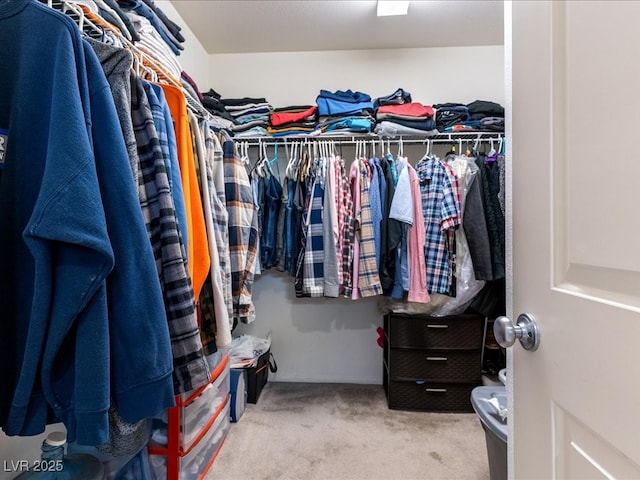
(0, 128, 7, 168)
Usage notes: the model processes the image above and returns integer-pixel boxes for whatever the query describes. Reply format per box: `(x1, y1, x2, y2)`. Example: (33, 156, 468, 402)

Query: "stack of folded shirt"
(201, 89, 235, 130)
(315, 89, 375, 135)
(433, 103, 478, 132)
(374, 102, 438, 137)
(467, 100, 505, 132)
(268, 105, 317, 137)
(224, 97, 273, 138)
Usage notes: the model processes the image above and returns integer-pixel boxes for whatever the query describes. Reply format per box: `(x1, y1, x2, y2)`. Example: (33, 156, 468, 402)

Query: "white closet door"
(510, 0, 640, 478)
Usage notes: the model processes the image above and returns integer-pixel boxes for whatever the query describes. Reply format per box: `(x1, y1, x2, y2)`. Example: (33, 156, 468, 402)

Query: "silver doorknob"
(493, 314, 540, 351)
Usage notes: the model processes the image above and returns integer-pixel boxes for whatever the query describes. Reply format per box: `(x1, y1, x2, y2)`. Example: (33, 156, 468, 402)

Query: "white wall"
(208, 45, 504, 107)
(209, 45, 504, 385)
(156, 0, 209, 90)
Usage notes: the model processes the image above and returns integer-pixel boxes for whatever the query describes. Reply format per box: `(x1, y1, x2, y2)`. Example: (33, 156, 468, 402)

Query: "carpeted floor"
(207, 382, 490, 480)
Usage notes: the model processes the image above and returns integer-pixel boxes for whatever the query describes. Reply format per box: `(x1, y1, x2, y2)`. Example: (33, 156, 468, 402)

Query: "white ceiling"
(169, 0, 504, 55)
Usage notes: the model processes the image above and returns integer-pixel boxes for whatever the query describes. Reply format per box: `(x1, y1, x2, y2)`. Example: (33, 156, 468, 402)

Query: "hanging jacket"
(161, 84, 211, 299)
(0, 1, 174, 445)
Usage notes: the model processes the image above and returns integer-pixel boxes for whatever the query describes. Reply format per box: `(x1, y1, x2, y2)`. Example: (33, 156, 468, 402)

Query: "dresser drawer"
(386, 314, 483, 350)
(388, 348, 481, 383)
(386, 379, 476, 413)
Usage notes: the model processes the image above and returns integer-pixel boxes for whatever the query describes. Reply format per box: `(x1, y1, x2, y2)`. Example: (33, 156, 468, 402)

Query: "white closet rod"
(234, 133, 504, 147)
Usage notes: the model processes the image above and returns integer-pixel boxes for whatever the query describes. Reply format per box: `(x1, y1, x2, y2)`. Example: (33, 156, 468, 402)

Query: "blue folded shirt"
(316, 98, 374, 117)
(320, 117, 373, 133)
(317, 89, 372, 103)
(316, 89, 374, 116)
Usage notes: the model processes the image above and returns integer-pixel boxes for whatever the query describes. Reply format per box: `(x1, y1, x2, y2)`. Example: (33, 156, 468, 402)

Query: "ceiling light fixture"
(376, 0, 410, 17)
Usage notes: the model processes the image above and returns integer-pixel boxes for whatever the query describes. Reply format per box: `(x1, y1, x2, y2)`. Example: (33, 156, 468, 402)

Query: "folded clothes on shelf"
(377, 102, 435, 118)
(316, 89, 374, 117)
(374, 88, 412, 108)
(270, 105, 317, 127)
(433, 103, 471, 131)
(467, 100, 505, 119)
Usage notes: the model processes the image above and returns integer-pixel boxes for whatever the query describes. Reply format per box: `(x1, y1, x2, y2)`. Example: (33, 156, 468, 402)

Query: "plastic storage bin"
(148, 355, 231, 480)
(470, 386, 507, 480)
(149, 401, 230, 480)
(180, 366, 230, 448)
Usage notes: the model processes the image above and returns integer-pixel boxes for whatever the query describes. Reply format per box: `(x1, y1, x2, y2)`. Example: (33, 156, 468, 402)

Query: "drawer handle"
(426, 324, 448, 329)
(425, 388, 447, 393)
(426, 357, 447, 362)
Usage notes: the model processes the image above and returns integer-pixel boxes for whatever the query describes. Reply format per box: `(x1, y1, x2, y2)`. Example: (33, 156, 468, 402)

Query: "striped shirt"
(357, 159, 383, 297)
(223, 141, 259, 324)
(191, 114, 232, 350)
(334, 156, 354, 297)
(132, 77, 209, 393)
(302, 158, 326, 297)
(201, 122, 233, 324)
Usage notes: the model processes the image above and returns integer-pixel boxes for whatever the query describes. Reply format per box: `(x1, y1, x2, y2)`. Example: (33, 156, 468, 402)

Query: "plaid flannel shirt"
(302, 158, 326, 297)
(190, 115, 233, 351)
(335, 156, 355, 297)
(223, 141, 259, 324)
(443, 161, 461, 295)
(357, 159, 383, 297)
(415, 157, 461, 295)
(133, 78, 209, 393)
(201, 122, 233, 323)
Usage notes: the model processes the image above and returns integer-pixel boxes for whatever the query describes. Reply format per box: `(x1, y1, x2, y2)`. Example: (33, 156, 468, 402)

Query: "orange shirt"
(160, 84, 210, 299)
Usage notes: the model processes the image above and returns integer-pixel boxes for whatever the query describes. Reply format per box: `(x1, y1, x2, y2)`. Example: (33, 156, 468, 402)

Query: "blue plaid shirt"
(302, 158, 326, 297)
(415, 157, 461, 295)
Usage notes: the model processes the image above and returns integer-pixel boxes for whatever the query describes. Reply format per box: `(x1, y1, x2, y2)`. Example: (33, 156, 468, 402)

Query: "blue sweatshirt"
(0, 0, 174, 445)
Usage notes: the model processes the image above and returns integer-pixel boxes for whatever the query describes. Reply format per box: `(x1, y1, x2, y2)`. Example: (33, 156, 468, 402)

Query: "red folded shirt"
(376, 102, 434, 118)
(270, 105, 318, 127)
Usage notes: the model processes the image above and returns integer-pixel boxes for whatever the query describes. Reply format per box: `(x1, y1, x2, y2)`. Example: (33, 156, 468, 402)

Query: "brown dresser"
(383, 313, 485, 412)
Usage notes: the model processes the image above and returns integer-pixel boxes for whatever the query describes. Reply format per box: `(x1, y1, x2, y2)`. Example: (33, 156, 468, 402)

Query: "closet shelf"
(233, 131, 504, 145)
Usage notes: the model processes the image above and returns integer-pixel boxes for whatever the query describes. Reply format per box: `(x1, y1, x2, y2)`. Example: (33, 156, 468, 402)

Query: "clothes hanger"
(488, 138, 497, 157)
(484, 137, 499, 164)
(321, 142, 327, 179)
(243, 142, 251, 166)
(249, 140, 262, 177)
(285, 142, 295, 178)
(262, 141, 272, 177)
(397, 136, 404, 158)
(283, 140, 293, 179)
(267, 142, 280, 179)
(424, 138, 432, 158)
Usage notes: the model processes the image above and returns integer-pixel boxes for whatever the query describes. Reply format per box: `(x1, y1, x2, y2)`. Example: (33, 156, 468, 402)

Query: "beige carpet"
(207, 382, 490, 480)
